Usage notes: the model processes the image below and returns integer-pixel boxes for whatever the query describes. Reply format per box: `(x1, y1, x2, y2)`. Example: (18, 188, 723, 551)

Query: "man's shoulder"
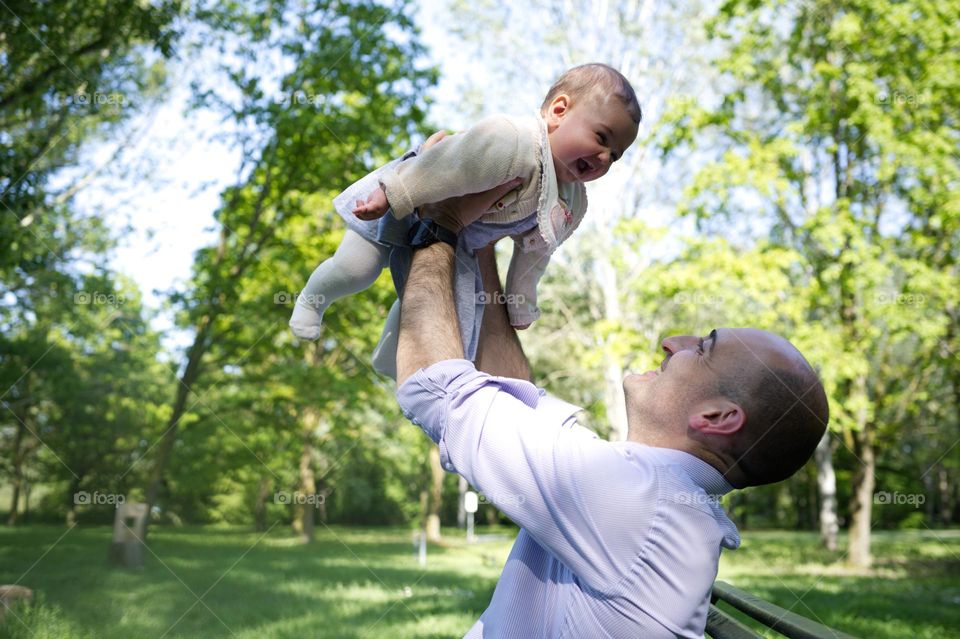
(532, 392, 585, 429)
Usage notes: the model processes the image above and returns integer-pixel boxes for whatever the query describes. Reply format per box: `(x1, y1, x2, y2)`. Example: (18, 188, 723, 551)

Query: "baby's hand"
(353, 187, 389, 221)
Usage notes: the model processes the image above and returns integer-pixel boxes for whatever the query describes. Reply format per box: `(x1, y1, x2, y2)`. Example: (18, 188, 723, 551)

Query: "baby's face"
(545, 93, 639, 184)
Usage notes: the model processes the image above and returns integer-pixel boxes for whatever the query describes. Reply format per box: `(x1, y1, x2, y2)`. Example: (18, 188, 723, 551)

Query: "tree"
(1, 0, 180, 275)
(139, 0, 437, 537)
(655, 0, 959, 565)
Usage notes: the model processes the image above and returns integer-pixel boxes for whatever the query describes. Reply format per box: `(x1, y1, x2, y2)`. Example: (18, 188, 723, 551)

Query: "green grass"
(0, 525, 957, 638)
(715, 529, 960, 638)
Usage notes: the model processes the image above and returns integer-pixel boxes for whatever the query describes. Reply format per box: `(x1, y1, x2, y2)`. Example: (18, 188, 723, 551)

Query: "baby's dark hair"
(540, 63, 642, 124)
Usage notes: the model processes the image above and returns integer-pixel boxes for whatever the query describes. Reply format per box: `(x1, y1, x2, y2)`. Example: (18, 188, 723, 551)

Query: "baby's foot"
(289, 293, 323, 340)
(353, 187, 389, 221)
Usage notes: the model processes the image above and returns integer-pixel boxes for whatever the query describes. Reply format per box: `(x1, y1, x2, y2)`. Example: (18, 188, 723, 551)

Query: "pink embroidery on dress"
(550, 201, 573, 237)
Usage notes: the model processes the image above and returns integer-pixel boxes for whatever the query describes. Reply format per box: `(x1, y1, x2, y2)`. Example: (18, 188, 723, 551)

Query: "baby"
(289, 63, 641, 375)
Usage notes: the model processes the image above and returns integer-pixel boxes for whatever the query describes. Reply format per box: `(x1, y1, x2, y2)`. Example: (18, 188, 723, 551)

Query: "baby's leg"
(289, 228, 390, 340)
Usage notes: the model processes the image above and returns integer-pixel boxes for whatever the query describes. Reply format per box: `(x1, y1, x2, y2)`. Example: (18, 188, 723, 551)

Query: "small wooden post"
(108, 501, 148, 568)
(0, 585, 33, 624)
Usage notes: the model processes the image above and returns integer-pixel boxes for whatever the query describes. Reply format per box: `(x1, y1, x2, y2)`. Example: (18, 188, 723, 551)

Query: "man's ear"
(688, 399, 745, 436)
(545, 94, 570, 128)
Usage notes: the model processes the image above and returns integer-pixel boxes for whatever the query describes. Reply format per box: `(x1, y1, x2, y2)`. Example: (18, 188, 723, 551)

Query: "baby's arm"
(504, 240, 553, 329)
(353, 131, 450, 220)
(378, 114, 525, 219)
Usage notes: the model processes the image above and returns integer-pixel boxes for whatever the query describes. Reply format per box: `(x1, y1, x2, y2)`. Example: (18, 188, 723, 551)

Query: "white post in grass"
(464, 491, 478, 543)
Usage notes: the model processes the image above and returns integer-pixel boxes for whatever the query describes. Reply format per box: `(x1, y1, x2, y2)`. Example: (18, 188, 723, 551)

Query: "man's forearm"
(396, 243, 464, 385)
(474, 245, 533, 382)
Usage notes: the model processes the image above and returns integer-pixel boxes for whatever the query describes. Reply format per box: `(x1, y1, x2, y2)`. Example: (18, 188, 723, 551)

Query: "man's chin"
(625, 370, 660, 384)
(622, 371, 660, 409)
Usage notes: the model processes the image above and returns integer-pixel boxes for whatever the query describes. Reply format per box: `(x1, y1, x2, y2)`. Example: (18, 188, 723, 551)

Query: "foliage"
(648, 0, 960, 544)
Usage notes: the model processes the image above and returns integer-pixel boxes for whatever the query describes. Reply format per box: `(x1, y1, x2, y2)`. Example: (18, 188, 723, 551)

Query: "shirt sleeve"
(397, 359, 655, 589)
(504, 239, 552, 326)
(378, 114, 526, 218)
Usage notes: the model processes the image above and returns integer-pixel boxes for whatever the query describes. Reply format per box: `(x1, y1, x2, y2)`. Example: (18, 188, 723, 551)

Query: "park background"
(1, 0, 958, 637)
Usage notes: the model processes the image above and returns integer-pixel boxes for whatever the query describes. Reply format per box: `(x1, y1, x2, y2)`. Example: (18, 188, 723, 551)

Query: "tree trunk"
(65, 474, 81, 527)
(6, 420, 25, 526)
(7, 479, 20, 526)
(144, 317, 213, 536)
(815, 432, 839, 551)
(254, 476, 271, 532)
(425, 445, 444, 541)
(22, 481, 31, 523)
(294, 408, 318, 543)
(939, 467, 953, 526)
(847, 422, 875, 568)
(140, 185, 268, 539)
(598, 253, 628, 441)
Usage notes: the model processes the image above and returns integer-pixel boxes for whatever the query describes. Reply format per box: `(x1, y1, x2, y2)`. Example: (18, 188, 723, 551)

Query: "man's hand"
(421, 176, 524, 234)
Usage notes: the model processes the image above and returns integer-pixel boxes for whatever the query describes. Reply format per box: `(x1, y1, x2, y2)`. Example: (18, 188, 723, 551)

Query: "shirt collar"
(639, 445, 735, 497)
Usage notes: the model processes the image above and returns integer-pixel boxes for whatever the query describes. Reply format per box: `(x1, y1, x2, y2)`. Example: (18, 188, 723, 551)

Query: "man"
(394, 186, 829, 638)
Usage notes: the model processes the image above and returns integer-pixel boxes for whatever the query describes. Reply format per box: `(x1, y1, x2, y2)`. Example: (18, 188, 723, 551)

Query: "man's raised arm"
(395, 241, 464, 385)
(474, 245, 532, 382)
(395, 178, 523, 384)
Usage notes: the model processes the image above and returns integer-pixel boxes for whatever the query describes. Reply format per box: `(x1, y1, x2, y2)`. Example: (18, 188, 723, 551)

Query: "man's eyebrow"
(707, 329, 718, 355)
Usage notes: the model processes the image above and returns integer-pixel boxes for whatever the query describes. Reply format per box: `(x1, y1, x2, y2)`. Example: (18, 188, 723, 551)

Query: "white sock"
(289, 228, 390, 340)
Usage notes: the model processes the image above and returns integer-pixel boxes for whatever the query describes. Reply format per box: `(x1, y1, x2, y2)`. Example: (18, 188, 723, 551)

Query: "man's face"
(545, 92, 638, 184)
(623, 328, 802, 440)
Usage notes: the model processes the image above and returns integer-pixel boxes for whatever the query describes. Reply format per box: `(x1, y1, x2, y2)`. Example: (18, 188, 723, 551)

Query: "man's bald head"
(624, 328, 829, 488)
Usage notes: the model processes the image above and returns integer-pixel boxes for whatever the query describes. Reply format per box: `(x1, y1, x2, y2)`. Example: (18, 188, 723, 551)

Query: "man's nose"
(661, 335, 698, 355)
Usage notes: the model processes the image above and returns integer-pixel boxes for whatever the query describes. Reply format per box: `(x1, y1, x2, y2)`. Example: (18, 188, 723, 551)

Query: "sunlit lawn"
(1, 525, 957, 638)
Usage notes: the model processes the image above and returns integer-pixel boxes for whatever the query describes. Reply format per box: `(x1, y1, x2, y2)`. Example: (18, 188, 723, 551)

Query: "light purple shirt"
(397, 359, 741, 638)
